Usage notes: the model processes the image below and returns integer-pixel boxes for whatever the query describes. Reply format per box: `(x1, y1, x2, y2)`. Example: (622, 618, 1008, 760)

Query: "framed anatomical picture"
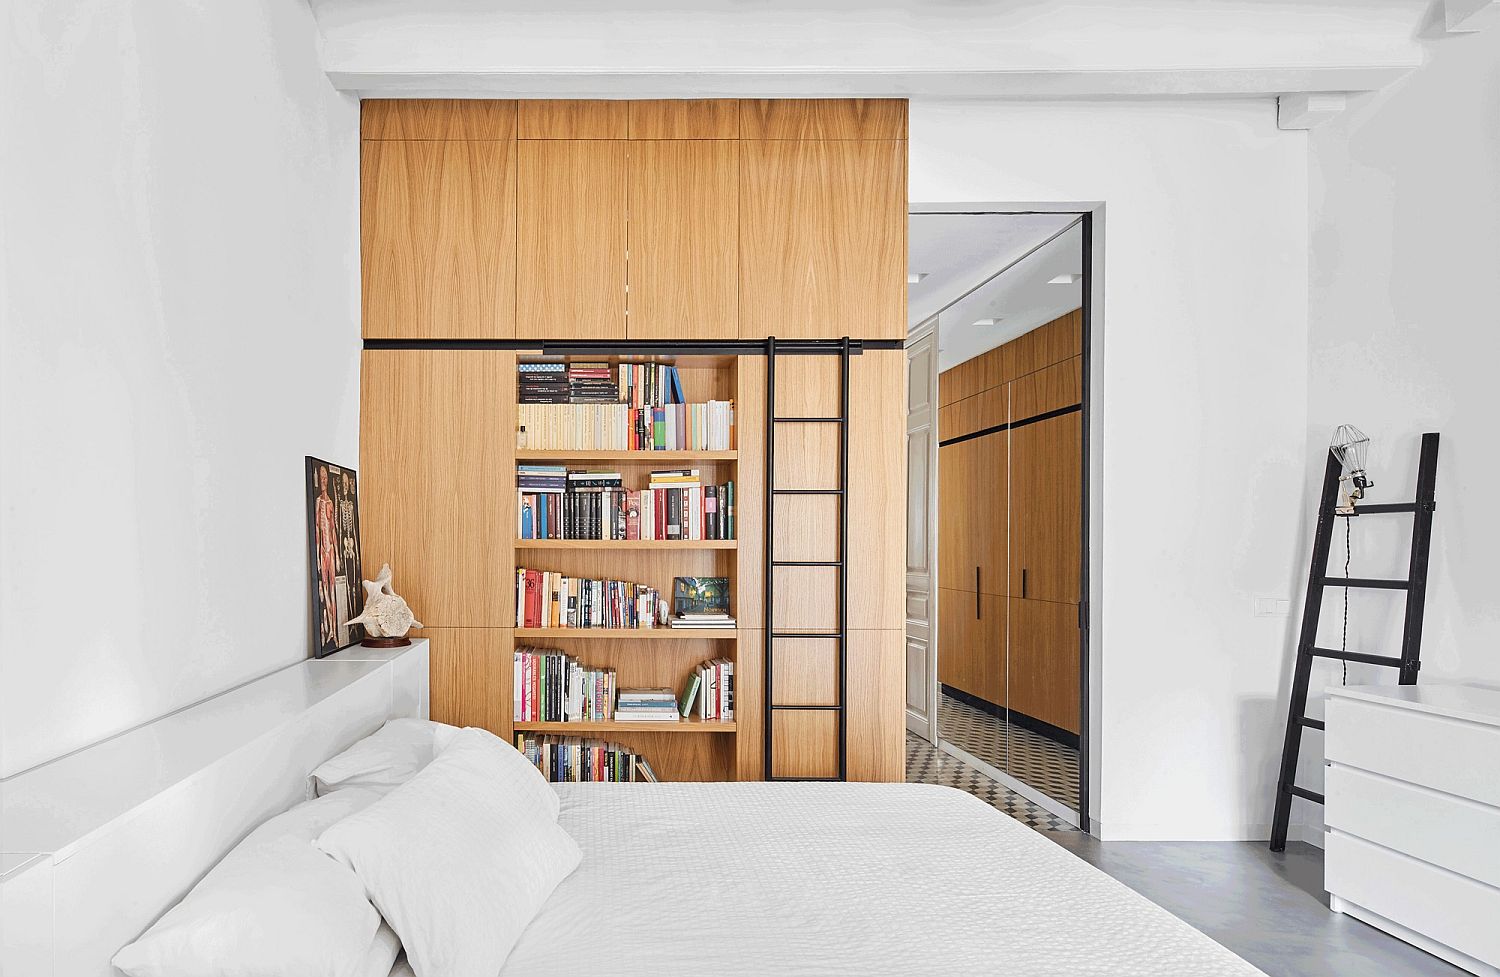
(305, 456, 365, 656)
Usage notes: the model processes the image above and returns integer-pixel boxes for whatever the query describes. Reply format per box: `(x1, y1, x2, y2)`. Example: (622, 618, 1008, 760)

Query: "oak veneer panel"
(938, 384, 1008, 441)
(740, 99, 908, 140)
(516, 140, 626, 338)
(937, 589, 1006, 708)
(1010, 309, 1083, 380)
(628, 99, 740, 139)
(939, 356, 982, 408)
(418, 627, 510, 735)
(770, 566, 840, 634)
(739, 139, 906, 339)
(361, 99, 516, 140)
(1008, 412, 1081, 604)
(772, 425, 840, 490)
(938, 434, 1007, 596)
(771, 637, 840, 706)
(846, 629, 906, 781)
(627, 140, 739, 339)
(772, 495, 840, 563)
(846, 349, 907, 629)
(517, 100, 629, 139)
(1009, 598, 1081, 734)
(361, 350, 515, 626)
(771, 355, 841, 419)
(771, 710, 839, 779)
(734, 630, 764, 781)
(1011, 355, 1082, 421)
(361, 139, 517, 340)
(734, 358, 765, 630)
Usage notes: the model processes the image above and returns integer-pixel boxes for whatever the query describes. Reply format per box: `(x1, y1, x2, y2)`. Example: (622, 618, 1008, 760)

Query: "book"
(517, 567, 663, 629)
(678, 672, 702, 717)
(672, 576, 730, 616)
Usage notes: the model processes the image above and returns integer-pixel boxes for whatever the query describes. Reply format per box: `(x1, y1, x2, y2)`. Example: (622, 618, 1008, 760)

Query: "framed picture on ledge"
(305, 456, 365, 657)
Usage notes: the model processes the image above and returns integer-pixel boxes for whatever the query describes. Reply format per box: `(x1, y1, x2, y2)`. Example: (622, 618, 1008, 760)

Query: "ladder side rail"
(764, 337, 777, 779)
(1397, 433, 1440, 685)
(1270, 450, 1344, 852)
(837, 337, 851, 780)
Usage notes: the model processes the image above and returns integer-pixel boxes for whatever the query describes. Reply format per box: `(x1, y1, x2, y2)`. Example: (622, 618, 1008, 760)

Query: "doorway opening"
(905, 208, 1097, 832)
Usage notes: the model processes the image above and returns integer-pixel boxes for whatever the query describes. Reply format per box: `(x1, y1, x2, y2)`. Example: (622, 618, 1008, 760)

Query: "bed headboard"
(0, 640, 429, 977)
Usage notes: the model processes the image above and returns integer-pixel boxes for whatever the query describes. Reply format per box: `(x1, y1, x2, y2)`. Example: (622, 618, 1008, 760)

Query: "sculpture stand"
(360, 636, 411, 648)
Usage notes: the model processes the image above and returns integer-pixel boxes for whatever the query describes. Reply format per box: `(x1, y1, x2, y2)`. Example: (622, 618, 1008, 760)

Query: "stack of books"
(514, 734, 658, 782)
(677, 659, 735, 720)
(614, 688, 681, 723)
(517, 465, 567, 539)
(516, 568, 665, 629)
(670, 612, 736, 630)
(513, 646, 617, 723)
(518, 363, 568, 403)
(567, 362, 619, 403)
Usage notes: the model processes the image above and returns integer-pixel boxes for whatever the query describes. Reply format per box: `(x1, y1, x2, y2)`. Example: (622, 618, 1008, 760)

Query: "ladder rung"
(771, 560, 842, 567)
(1336, 502, 1420, 516)
(772, 416, 845, 424)
(770, 704, 843, 711)
(1289, 785, 1325, 804)
(772, 489, 845, 496)
(1297, 717, 1325, 731)
(770, 632, 842, 639)
(1322, 576, 1410, 590)
(767, 776, 843, 782)
(1310, 647, 1404, 668)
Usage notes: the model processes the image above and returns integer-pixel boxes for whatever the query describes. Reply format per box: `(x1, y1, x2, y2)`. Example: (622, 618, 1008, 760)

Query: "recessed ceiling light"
(972, 317, 1003, 327)
(1049, 273, 1082, 285)
(907, 272, 929, 284)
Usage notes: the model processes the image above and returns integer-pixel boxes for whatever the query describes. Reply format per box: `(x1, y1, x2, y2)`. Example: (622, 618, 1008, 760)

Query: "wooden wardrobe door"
(1008, 411, 1082, 604)
(361, 138, 517, 339)
(738, 138, 906, 340)
(937, 588, 1006, 707)
(360, 349, 515, 627)
(971, 431, 1008, 597)
(1008, 598, 1080, 734)
(937, 440, 978, 593)
(627, 140, 739, 339)
(516, 140, 627, 338)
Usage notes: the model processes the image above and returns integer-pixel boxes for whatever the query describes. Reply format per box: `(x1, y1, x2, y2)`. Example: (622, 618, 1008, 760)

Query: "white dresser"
(1324, 684, 1500, 977)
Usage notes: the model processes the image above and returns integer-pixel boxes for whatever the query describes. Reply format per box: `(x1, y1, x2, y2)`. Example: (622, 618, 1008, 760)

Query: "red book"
(524, 569, 542, 628)
(655, 490, 667, 541)
(625, 490, 641, 540)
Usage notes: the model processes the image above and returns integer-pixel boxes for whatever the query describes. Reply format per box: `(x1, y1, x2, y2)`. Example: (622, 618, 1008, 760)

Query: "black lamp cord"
(1341, 517, 1351, 685)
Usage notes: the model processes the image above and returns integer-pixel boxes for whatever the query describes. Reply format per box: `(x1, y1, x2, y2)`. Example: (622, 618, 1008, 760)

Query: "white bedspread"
(489, 782, 1263, 977)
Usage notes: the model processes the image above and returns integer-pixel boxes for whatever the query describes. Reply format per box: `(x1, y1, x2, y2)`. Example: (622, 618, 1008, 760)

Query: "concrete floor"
(1042, 834, 1465, 977)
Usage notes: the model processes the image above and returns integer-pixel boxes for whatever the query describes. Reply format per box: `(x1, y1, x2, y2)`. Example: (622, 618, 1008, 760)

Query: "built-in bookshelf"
(507, 354, 755, 785)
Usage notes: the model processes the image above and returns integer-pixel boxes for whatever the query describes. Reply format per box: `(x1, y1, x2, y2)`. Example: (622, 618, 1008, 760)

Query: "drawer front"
(1326, 696, 1500, 806)
(1327, 831, 1500, 968)
(1327, 764, 1500, 889)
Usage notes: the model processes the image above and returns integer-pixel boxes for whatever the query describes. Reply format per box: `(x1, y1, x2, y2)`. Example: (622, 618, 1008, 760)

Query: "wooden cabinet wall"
(360, 97, 907, 341)
(936, 310, 1083, 736)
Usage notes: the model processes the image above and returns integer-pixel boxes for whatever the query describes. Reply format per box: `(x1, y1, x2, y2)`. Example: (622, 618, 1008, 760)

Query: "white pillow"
(311, 718, 462, 796)
(316, 728, 581, 977)
(113, 788, 387, 977)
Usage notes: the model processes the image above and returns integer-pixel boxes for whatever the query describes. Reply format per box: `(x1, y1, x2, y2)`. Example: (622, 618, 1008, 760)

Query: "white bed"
(403, 782, 1263, 977)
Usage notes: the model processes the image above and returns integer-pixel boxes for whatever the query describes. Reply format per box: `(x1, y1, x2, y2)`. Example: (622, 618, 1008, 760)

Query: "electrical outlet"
(1253, 597, 1291, 617)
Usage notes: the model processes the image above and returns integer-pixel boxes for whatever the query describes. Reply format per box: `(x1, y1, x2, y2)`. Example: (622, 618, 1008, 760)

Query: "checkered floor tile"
(905, 733, 1077, 833)
(938, 693, 1081, 811)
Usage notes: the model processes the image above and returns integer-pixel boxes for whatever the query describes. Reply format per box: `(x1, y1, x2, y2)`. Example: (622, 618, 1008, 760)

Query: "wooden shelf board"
(515, 449, 737, 462)
(515, 539, 737, 550)
(513, 718, 737, 734)
(515, 627, 738, 640)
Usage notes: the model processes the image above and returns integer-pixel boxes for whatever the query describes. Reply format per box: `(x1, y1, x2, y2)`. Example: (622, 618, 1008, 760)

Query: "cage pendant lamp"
(1330, 424, 1373, 514)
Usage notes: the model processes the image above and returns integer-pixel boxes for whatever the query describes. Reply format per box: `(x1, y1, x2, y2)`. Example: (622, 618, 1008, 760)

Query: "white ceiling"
(908, 214, 1084, 373)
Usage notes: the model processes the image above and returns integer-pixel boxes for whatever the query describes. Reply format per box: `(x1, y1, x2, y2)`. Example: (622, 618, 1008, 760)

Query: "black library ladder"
(1269, 432, 1440, 852)
(763, 337, 852, 781)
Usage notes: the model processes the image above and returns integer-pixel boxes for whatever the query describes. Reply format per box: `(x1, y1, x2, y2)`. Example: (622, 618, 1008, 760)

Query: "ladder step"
(772, 489, 845, 496)
(1310, 647, 1404, 668)
(1289, 785, 1325, 804)
(772, 416, 846, 424)
(767, 776, 843, 782)
(1335, 502, 1420, 516)
(771, 560, 842, 567)
(1297, 717, 1325, 731)
(1322, 576, 1410, 590)
(770, 704, 843, 711)
(770, 631, 842, 639)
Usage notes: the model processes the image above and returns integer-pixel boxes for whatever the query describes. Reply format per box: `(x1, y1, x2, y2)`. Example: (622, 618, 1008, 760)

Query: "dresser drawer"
(1327, 831, 1500, 969)
(1326, 695, 1500, 806)
(1327, 764, 1500, 889)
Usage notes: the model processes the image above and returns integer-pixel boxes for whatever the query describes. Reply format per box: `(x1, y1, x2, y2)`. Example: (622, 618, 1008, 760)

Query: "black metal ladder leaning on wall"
(1269, 432, 1440, 852)
(764, 336, 852, 781)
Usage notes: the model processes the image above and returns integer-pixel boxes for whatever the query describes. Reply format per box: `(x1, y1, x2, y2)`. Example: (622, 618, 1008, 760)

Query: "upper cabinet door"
(739, 99, 907, 140)
(738, 138, 907, 340)
(361, 137, 517, 340)
(627, 140, 739, 339)
(1008, 411, 1082, 604)
(516, 140, 628, 339)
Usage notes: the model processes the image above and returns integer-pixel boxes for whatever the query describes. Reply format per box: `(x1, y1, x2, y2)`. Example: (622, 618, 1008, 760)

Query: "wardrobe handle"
(975, 567, 981, 619)
(1022, 568, 1028, 599)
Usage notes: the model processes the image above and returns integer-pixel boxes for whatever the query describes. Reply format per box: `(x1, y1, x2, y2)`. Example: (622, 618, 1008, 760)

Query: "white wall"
(1293, 25, 1500, 840)
(912, 100, 1309, 839)
(0, 1, 360, 777)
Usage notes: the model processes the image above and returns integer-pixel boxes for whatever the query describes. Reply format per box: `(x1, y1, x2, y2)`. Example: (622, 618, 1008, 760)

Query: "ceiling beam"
(1277, 93, 1349, 131)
